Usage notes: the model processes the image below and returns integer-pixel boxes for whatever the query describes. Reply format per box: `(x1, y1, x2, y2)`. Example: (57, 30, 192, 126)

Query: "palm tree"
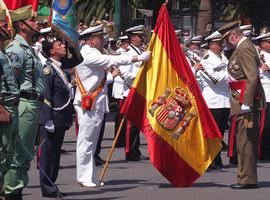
(196, 0, 213, 36)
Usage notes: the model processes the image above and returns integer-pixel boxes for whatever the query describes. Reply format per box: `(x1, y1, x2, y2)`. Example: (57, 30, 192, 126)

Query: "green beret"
(0, 8, 6, 22)
(218, 21, 240, 39)
(9, 5, 32, 22)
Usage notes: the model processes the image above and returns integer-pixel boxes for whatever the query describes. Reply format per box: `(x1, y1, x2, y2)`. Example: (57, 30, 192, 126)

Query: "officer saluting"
(74, 24, 150, 187)
(0, 8, 19, 199)
(218, 21, 266, 189)
(4, 5, 45, 200)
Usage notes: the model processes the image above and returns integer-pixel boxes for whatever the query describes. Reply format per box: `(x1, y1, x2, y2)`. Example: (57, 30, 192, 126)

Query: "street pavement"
(24, 113, 270, 200)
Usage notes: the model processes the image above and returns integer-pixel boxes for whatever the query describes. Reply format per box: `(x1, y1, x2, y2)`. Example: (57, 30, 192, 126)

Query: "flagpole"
(98, 116, 126, 186)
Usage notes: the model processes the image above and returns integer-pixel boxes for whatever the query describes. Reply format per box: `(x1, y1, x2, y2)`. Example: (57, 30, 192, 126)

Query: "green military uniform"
(3, 6, 45, 196)
(0, 51, 19, 197)
(219, 21, 266, 187)
(0, 8, 19, 199)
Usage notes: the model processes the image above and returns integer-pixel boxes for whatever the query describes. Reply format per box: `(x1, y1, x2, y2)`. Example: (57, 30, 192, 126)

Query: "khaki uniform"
(4, 34, 45, 195)
(228, 38, 266, 184)
(0, 51, 19, 196)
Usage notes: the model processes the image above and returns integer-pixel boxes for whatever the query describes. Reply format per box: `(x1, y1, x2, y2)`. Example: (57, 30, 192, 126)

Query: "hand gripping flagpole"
(98, 116, 126, 186)
(15, 135, 65, 199)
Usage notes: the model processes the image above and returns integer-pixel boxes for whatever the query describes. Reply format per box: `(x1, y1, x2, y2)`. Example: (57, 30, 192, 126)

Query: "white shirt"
(112, 44, 142, 98)
(33, 42, 47, 65)
(74, 44, 133, 113)
(259, 50, 270, 102)
(197, 50, 230, 108)
(112, 47, 130, 99)
(122, 44, 142, 97)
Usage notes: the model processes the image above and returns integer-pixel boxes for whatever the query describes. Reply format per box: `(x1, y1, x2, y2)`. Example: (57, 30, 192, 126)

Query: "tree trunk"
(121, 0, 132, 32)
(196, 0, 214, 36)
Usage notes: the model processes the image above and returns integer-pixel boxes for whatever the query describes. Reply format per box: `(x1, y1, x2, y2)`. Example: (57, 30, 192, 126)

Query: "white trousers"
(75, 105, 104, 183)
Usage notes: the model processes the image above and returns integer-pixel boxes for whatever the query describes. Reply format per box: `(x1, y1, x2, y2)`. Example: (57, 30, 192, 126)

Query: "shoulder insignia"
(43, 66, 51, 75)
(203, 54, 209, 60)
(7, 52, 18, 62)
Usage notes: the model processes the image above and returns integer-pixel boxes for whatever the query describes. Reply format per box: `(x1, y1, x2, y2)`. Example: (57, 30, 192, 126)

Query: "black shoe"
(140, 155, 149, 160)
(229, 157, 238, 165)
(42, 192, 67, 198)
(95, 155, 105, 166)
(209, 163, 223, 170)
(125, 154, 141, 161)
(5, 189, 22, 200)
(230, 183, 258, 189)
(5, 193, 23, 200)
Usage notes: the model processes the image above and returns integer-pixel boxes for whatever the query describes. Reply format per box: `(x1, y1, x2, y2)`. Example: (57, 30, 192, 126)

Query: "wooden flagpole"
(98, 0, 169, 187)
(98, 116, 126, 186)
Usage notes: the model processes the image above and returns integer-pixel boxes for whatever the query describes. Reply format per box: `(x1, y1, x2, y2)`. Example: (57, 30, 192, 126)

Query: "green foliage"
(214, 0, 240, 21)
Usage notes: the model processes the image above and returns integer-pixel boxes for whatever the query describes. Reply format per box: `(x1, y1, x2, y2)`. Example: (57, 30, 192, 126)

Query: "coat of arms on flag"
(120, 4, 222, 187)
(149, 87, 196, 140)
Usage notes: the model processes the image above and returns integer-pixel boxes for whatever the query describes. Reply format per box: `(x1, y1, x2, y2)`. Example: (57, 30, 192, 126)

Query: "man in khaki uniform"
(4, 6, 44, 200)
(0, 8, 19, 200)
(218, 21, 266, 189)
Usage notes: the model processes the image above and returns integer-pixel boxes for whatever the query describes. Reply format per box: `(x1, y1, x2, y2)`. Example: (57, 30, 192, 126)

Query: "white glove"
(44, 120, 55, 133)
(241, 104, 251, 113)
(137, 51, 151, 62)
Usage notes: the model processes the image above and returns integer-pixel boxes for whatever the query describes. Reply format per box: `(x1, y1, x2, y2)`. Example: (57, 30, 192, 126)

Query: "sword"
(112, 66, 131, 89)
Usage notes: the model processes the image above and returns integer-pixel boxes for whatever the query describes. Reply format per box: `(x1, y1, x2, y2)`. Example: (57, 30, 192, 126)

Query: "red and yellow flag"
(121, 5, 222, 187)
(3, 0, 39, 11)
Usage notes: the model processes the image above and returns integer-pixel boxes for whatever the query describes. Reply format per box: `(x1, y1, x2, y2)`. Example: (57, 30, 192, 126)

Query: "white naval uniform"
(185, 49, 200, 75)
(122, 44, 142, 97)
(112, 47, 130, 99)
(112, 44, 142, 99)
(74, 44, 133, 184)
(197, 50, 230, 109)
(259, 50, 270, 102)
(259, 50, 270, 158)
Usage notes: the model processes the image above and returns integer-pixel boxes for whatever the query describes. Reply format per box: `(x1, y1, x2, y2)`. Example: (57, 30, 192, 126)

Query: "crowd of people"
(1, 4, 270, 200)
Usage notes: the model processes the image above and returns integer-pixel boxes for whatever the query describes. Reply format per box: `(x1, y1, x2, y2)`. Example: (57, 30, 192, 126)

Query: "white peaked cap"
(126, 25, 144, 34)
(201, 43, 208, 48)
(239, 25, 252, 37)
(40, 27, 52, 34)
(239, 24, 252, 31)
(255, 32, 270, 41)
(109, 37, 116, 42)
(190, 35, 202, 43)
(119, 35, 128, 40)
(175, 29, 181, 36)
(80, 24, 105, 37)
(204, 31, 222, 42)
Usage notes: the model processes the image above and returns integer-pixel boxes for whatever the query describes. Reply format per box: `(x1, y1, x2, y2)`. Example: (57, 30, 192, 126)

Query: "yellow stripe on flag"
(133, 33, 221, 175)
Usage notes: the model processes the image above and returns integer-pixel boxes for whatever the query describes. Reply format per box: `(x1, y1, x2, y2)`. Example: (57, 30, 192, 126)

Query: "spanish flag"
(121, 5, 222, 187)
(3, 0, 39, 12)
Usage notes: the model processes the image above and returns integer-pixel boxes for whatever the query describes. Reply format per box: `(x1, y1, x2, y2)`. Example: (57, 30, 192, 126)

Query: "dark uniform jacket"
(39, 59, 74, 128)
(228, 38, 266, 116)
